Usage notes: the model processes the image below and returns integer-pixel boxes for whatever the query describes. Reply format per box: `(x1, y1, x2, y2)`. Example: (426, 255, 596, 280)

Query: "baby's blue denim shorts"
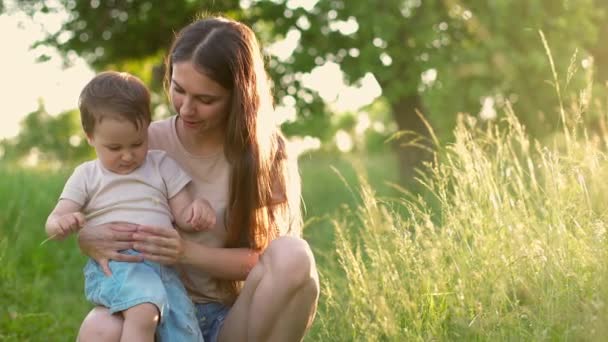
(83, 249, 203, 341)
(195, 301, 231, 342)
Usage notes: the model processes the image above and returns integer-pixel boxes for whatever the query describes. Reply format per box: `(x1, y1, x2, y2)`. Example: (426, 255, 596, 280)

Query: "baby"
(45, 71, 208, 341)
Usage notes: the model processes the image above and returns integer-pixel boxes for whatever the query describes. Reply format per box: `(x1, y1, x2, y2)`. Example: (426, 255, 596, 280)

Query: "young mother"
(76, 16, 319, 342)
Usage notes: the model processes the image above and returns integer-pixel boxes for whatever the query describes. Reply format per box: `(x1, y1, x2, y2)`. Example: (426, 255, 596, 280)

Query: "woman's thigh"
(218, 236, 319, 341)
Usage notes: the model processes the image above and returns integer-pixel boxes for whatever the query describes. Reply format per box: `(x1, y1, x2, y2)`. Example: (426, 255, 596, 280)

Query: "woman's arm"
(182, 239, 259, 280)
(133, 225, 259, 280)
(77, 222, 142, 276)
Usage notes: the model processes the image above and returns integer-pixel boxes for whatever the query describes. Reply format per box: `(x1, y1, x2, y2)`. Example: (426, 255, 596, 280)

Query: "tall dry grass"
(316, 46, 608, 340)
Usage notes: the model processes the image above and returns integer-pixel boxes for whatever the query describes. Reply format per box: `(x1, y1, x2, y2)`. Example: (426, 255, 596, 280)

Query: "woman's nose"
(181, 97, 194, 116)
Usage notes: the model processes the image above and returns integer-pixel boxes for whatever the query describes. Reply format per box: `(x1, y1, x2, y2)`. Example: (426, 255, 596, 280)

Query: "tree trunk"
(591, 20, 608, 84)
(390, 93, 433, 186)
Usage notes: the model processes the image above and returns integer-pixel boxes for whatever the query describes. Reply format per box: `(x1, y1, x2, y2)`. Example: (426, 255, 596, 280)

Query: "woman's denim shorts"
(195, 301, 231, 342)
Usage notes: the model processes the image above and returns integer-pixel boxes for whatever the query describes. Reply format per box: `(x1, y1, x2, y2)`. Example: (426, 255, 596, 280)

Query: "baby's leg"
(120, 302, 159, 342)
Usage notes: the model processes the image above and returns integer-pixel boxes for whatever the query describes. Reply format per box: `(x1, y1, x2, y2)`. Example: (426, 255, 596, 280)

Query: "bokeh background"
(3, 1, 608, 340)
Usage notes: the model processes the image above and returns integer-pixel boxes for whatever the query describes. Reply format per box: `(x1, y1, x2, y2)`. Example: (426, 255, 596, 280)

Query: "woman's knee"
(77, 307, 123, 342)
(263, 236, 319, 293)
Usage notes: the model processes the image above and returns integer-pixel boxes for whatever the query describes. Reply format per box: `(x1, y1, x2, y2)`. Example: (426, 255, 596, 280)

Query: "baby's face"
(87, 117, 149, 174)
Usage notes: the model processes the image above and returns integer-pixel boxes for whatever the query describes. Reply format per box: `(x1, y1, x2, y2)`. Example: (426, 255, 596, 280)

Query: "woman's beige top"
(148, 116, 230, 304)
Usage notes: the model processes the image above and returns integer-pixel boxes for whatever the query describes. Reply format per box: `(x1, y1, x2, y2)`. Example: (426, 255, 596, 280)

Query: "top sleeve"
(59, 163, 89, 206)
(158, 153, 192, 199)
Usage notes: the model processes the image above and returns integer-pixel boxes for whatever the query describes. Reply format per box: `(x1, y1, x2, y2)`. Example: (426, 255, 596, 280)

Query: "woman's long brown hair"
(165, 16, 302, 303)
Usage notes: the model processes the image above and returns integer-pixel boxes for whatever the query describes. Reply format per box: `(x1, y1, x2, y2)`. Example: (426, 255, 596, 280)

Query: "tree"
(247, 1, 456, 183)
(15, 1, 242, 87)
(15, 0, 604, 183)
(588, 1, 608, 84)
(1, 101, 93, 165)
(245, 0, 602, 183)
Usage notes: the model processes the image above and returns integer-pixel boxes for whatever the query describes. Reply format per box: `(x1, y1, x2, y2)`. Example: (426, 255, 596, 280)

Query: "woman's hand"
(78, 222, 141, 276)
(133, 225, 186, 265)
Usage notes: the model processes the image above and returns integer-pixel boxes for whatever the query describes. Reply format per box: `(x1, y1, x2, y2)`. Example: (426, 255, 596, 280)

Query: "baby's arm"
(169, 188, 216, 232)
(45, 199, 86, 240)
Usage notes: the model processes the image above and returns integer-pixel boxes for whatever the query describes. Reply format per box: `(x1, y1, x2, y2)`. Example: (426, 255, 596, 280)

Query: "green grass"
(300, 151, 399, 271)
(0, 167, 91, 340)
(0, 151, 399, 341)
(5, 106, 608, 340)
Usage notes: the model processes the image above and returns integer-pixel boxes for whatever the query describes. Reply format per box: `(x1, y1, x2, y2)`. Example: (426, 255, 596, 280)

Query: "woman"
(77, 16, 319, 342)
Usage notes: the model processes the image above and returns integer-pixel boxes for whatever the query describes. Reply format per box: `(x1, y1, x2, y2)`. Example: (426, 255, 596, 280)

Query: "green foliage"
(248, 1, 604, 137)
(19, 1, 238, 68)
(281, 106, 334, 140)
(13, 1, 607, 153)
(1, 101, 93, 166)
(429, 1, 603, 138)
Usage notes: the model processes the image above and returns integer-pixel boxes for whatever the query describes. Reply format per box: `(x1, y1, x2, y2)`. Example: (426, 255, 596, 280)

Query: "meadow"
(0, 149, 398, 341)
(3, 108, 608, 341)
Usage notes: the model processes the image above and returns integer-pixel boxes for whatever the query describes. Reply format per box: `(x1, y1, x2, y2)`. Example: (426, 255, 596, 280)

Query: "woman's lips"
(182, 118, 206, 129)
(182, 119, 200, 128)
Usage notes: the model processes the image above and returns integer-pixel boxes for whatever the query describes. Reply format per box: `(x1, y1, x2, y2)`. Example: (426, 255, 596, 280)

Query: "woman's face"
(169, 61, 231, 137)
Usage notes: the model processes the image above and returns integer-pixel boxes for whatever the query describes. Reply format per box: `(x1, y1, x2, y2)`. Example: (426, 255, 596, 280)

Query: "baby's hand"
(52, 212, 86, 238)
(187, 198, 216, 231)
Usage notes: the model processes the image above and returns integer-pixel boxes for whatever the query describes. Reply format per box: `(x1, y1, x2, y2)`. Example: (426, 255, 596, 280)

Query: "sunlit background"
(0, 8, 92, 139)
(5, 0, 602, 177)
(1, 0, 384, 158)
(5, 1, 608, 341)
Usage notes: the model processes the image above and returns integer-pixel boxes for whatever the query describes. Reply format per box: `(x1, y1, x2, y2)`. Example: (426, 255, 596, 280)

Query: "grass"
(0, 167, 91, 340)
(300, 151, 399, 271)
(4, 108, 608, 340)
(0, 150, 399, 341)
(311, 109, 608, 341)
(4, 81, 608, 339)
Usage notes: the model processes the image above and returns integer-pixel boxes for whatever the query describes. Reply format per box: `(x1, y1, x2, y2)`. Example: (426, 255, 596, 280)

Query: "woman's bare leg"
(77, 307, 123, 342)
(218, 236, 320, 342)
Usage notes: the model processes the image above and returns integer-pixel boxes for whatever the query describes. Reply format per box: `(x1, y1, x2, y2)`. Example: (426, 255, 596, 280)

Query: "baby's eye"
(107, 146, 121, 151)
